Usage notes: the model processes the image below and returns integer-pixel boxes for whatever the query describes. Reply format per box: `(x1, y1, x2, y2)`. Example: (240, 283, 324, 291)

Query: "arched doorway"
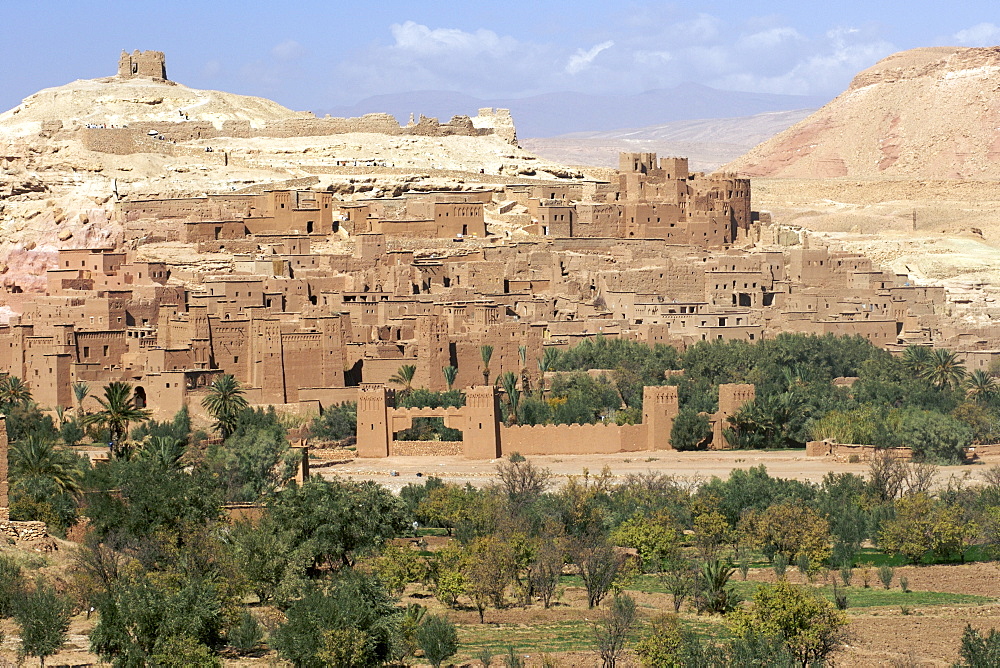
(134, 386, 147, 409)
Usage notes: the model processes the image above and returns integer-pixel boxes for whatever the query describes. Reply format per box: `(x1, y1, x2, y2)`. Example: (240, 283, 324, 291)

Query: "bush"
(416, 615, 459, 668)
(878, 565, 894, 590)
(955, 624, 1000, 667)
(228, 611, 263, 655)
(0, 555, 24, 618)
(670, 408, 711, 451)
(309, 402, 357, 442)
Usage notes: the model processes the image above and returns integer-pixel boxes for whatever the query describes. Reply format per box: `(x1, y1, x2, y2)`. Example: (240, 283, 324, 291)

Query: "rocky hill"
(0, 62, 575, 291)
(0, 77, 312, 138)
(724, 46, 1000, 179)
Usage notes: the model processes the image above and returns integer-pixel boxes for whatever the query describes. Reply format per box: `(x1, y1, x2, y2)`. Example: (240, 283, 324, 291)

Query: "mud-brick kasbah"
(0, 51, 995, 466)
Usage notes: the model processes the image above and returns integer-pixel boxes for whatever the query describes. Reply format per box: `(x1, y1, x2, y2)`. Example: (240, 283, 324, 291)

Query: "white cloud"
(737, 27, 805, 50)
(951, 22, 1000, 46)
(566, 41, 614, 74)
(389, 21, 518, 57)
(669, 13, 720, 43)
(633, 50, 673, 65)
(271, 40, 306, 61)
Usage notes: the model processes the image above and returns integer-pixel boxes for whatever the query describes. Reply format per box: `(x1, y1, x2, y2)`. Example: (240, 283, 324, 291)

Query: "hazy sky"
(2, 0, 998, 112)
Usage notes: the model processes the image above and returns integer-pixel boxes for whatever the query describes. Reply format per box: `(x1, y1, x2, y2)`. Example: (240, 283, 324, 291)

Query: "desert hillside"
(0, 77, 313, 138)
(0, 71, 576, 290)
(724, 46, 1000, 179)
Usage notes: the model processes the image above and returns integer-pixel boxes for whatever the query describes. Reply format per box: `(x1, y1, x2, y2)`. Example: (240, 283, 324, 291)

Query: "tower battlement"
(117, 50, 167, 80)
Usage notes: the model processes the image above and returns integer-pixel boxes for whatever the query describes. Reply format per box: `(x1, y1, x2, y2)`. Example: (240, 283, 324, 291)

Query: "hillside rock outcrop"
(724, 46, 1000, 179)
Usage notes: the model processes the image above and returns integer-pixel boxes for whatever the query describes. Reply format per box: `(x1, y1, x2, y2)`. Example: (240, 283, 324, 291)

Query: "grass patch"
(455, 615, 727, 662)
(455, 620, 597, 660)
(853, 546, 992, 567)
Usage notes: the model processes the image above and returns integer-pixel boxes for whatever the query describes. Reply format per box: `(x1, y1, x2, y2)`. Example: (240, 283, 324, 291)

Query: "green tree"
(921, 348, 967, 390)
(224, 517, 297, 604)
(310, 402, 357, 442)
(728, 580, 847, 666)
(902, 345, 931, 374)
(416, 615, 459, 668)
(573, 538, 624, 609)
(611, 513, 680, 572)
(0, 555, 25, 618)
(90, 569, 228, 666)
(0, 375, 32, 405)
(634, 613, 685, 668)
(201, 374, 249, 440)
(14, 580, 71, 667)
(442, 365, 458, 391)
(271, 571, 400, 668)
(85, 382, 151, 459)
(592, 593, 637, 668)
(480, 345, 494, 386)
(954, 624, 1000, 667)
(389, 364, 418, 395)
(966, 370, 997, 402)
(9, 436, 83, 499)
(72, 381, 90, 415)
(149, 635, 221, 668)
(207, 411, 289, 502)
(83, 459, 222, 543)
(670, 408, 711, 451)
(8, 436, 84, 531)
(499, 371, 521, 425)
(268, 477, 406, 570)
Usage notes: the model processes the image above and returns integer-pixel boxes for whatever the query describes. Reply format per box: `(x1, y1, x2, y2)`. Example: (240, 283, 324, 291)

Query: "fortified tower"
(117, 50, 168, 80)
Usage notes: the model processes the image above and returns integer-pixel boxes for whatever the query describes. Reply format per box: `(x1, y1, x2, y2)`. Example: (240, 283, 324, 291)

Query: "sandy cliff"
(724, 46, 1000, 179)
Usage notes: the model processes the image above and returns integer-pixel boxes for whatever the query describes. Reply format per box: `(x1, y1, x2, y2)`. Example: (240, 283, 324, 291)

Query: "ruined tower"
(117, 50, 168, 80)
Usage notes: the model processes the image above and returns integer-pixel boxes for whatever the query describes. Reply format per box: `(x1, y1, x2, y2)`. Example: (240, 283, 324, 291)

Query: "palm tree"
(480, 345, 494, 387)
(388, 364, 417, 396)
(518, 345, 531, 397)
(442, 365, 458, 391)
(967, 370, 997, 402)
(499, 371, 521, 425)
(72, 381, 90, 416)
(137, 435, 186, 470)
(9, 436, 83, 499)
(902, 345, 931, 374)
(202, 374, 250, 440)
(0, 375, 32, 406)
(85, 382, 151, 459)
(537, 347, 560, 398)
(921, 348, 967, 390)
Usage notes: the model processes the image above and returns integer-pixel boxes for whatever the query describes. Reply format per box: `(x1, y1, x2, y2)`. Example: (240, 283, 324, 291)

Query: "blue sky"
(1, 0, 998, 112)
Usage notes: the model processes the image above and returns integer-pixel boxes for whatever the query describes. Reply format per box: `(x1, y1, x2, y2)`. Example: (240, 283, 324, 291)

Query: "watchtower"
(117, 50, 168, 80)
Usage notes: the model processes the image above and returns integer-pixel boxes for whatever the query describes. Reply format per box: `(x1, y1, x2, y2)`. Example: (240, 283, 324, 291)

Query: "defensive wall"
(356, 383, 683, 459)
(74, 108, 517, 157)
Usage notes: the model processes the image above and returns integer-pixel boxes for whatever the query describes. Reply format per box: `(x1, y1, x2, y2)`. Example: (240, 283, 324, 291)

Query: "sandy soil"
(315, 448, 1000, 493)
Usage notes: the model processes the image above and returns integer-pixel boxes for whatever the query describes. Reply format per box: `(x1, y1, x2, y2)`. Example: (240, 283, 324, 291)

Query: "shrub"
(773, 553, 788, 579)
(416, 615, 459, 668)
(228, 611, 263, 655)
(955, 624, 1000, 667)
(878, 565, 894, 590)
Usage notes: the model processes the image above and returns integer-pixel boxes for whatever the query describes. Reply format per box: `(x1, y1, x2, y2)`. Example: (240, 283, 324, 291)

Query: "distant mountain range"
(316, 83, 831, 138)
(521, 109, 817, 171)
